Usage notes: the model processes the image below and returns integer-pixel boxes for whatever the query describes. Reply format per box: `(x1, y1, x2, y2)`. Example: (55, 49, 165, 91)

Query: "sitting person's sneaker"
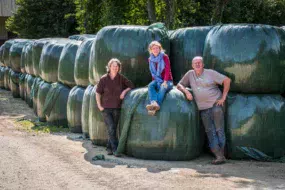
(148, 110, 156, 116)
(146, 104, 154, 110)
(151, 101, 160, 111)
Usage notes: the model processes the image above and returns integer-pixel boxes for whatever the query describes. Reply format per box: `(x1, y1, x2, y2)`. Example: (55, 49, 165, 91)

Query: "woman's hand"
(98, 105, 104, 111)
(161, 81, 168, 88)
(120, 91, 126, 99)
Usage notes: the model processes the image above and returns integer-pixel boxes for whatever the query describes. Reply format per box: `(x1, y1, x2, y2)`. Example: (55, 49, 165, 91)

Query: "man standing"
(177, 56, 231, 164)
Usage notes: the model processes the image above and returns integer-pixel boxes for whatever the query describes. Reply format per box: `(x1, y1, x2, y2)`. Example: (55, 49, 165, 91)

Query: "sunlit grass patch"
(15, 118, 69, 134)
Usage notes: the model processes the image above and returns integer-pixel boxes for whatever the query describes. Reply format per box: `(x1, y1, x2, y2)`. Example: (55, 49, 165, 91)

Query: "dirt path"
(0, 89, 285, 190)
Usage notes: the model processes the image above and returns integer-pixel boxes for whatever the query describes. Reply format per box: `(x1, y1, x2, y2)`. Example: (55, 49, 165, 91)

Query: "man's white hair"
(192, 56, 203, 63)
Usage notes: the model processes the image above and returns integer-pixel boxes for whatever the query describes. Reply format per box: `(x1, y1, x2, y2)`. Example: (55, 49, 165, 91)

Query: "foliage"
(5, 0, 77, 38)
(5, 0, 285, 37)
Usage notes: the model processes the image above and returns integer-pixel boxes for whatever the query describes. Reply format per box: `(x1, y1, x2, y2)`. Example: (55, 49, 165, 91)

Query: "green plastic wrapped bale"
(170, 27, 212, 83)
(0, 46, 4, 66)
(90, 23, 170, 86)
(58, 40, 82, 88)
(9, 70, 20, 98)
(21, 41, 34, 73)
(81, 85, 94, 138)
(23, 42, 35, 75)
(203, 24, 285, 93)
(67, 86, 85, 133)
(43, 82, 71, 127)
(89, 86, 108, 145)
(19, 73, 26, 100)
(117, 87, 202, 161)
(9, 39, 31, 72)
(25, 74, 35, 107)
(36, 81, 52, 122)
(69, 34, 97, 41)
(39, 39, 72, 83)
(2, 39, 15, 67)
(32, 39, 53, 77)
(3, 67, 10, 90)
(0, 66, 5, 88)
(226, 93, 285, 160)
(31, 77, 43, 116)
(75, 38, 95, 87)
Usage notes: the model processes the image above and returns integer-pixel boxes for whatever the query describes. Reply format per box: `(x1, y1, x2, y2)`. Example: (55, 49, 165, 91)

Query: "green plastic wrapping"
(58, 40, 82, 88)
(0, 45, 4, 66)
(117, 87, 203, 161)
(43, 82, 71, 127)
(32, 39, 53, 77)
(89, 86, 108, 145)
(75, 38, 95, 87)
(3, 67, 10, 90)
(203, 24, 285, 93)
(31, 77, 43, 116)
(89, 40, 96, 85)
(90, 23, 170, 86)
(23, 42, 35, 75)
(226, 93, 285, 160)
(0, 66, 5, 88)
(9, 39, 31, 72)
(2, 39, 15, 67)
(169, 27, 212, 83)
(36, 81, 52, 122)
(81, 85, 94, 138)
(19, 73, 26, 100)
(39, 39, 71, 83)
(9, 70, 20, 98)
(67, 86, 85, 133)
(25, 74, 35, 107)
(68, 34, 97, 41)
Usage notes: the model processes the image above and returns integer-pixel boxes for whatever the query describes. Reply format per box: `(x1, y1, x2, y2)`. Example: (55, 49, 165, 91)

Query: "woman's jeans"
(101, 108, 121, 152)
(148, 80, 173, 106)
(200, 104, 225, 151)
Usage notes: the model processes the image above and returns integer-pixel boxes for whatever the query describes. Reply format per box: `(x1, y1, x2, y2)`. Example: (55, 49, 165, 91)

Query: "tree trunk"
(147, 0, 156, 23)
(164, 0, 176, 29)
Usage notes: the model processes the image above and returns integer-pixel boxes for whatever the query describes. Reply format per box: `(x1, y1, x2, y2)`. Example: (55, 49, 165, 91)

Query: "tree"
(5, 0, 77, 38)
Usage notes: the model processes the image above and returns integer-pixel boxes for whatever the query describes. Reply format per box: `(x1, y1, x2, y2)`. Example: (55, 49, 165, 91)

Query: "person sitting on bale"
(96, 58, 134, 157)
(177, 56, 231, 165)
(146, 41, 173, 116)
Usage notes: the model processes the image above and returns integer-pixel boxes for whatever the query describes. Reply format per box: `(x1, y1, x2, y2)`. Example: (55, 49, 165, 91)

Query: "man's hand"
(216, 98, 225, 106)
(185, 91, 193, 101)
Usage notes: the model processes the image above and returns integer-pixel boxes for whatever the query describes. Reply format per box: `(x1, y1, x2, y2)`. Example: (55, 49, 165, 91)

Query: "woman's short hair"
(148, 41, 165, 54)
(106, 58, 122, 73)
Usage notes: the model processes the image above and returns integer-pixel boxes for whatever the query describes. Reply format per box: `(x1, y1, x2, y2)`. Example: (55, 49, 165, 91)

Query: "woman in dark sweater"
(96, 58, 134, 156)
(146, 41, 173, 116)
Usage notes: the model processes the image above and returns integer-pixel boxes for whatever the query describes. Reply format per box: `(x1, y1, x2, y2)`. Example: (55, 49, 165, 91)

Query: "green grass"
(15, 119, 69, 134)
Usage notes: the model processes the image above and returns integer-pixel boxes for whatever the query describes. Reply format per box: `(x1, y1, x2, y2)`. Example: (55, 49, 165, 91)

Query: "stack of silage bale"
(23, 41, 36, 106)
(2, 39, 16, 91)
(40, 38, 75, 126)
(203, 24, 285, 160)
(68, 37, 96, 134)
(0, 45, 5, 89)
(9, 39, 32, 98)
